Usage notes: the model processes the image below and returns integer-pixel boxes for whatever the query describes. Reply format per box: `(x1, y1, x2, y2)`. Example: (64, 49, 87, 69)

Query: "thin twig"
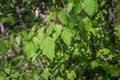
(58, 40, 64, 53)
(0, 22, 9, 39)
(12, 0, 27, 30)
(37, 57, 44, 69)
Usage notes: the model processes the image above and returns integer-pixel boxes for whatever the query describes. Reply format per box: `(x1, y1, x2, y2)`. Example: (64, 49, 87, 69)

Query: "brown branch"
(0, 22, 9, 39)
(12, 0, 27, 30)
(37, 57, 44, 69)
(108, 0, 115, 46)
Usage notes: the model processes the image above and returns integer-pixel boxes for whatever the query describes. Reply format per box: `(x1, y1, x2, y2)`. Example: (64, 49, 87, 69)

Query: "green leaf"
(56, 77, 64, 80)
(7, 14, 15, 25)
(73, 3, 82, 14)
(61, 28, 73, 46)
(42, 68, 50, 80)
(25, 42, 36, 60)
(82, 0, 97, 17)
(67, 3, 73, 13)
(89, 26, 97, 37)
(29, 24, 37, 39)
(0, 40, 9, 53)
(22, 30, 28, 39)
(16, 35, 21, 45)
(32, 37, 39, 47)
(47, 23, 55, 35)
(53, 24, 62, 40)
(106, 65, 120, 77)
(58, 10, 68, 25)
(0, 76, 3, 80)
(69, 14, 80, 29)
(5, 68, 10, 74)
(41, 37, 55, 60)
(100, 48, 110, 55)
(91, 60, 100, 69)
(67, 70, 76, 80)
(37, 27, 45, 45)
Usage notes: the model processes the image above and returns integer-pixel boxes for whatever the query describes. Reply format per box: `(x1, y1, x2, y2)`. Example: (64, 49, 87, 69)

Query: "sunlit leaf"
(58, 10, 68, 25)
(41, 37, 55, 60)
(25, 42, 36, 60)
(61, 27, 73, 46)
(67, 3, 73, 13)
(74, 3, 82, 14)
(56, 77, 64, 80)
(16, 35, 21, 45)
(53, 24, 62, 40)
(82, 0, 98, 17)
(47, 23, 55, 35)
(42, 68, 50, 80)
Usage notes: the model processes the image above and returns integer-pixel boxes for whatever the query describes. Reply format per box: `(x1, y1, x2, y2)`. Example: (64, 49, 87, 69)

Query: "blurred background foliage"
(0, 0, 120, 80)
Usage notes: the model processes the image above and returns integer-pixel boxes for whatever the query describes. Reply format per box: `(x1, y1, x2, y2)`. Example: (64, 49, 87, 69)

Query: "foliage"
(0, 0, 120, 80)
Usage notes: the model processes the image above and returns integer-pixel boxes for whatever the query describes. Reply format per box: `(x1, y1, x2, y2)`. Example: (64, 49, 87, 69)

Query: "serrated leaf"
(58, 10, 68, 25)
(67, 3, 73, 13)
(82, 0, 97, 17)
(41, 37, 55, 60)
(25, 42, 36, 60)
(61, 28, 73, 46)
(47, 23, 55, 35)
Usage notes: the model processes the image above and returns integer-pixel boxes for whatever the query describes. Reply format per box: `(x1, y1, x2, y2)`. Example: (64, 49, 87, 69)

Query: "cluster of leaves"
(0, 0, 120, 80)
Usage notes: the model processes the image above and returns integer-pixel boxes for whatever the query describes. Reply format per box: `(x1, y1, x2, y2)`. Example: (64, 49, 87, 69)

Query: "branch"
(0, 22, 9, 39)
(12, 0, 27, 30)
(37, 57, 44, 69)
